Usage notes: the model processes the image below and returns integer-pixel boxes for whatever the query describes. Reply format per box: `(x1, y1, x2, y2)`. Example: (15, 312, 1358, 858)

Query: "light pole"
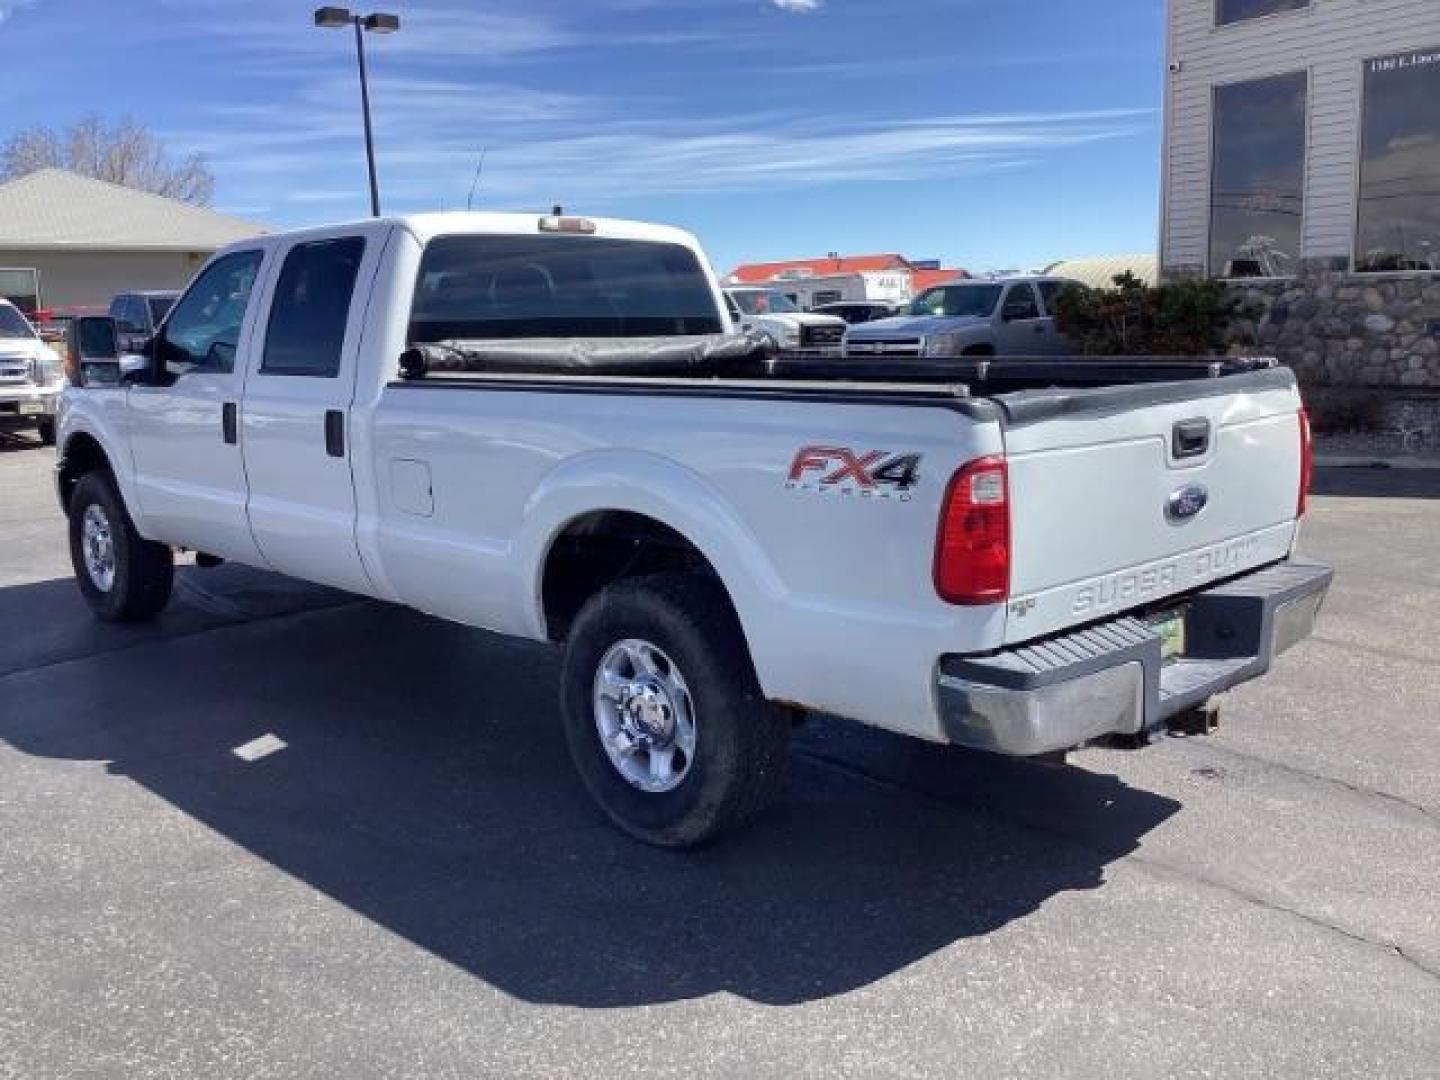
(314, 7, 400, 217)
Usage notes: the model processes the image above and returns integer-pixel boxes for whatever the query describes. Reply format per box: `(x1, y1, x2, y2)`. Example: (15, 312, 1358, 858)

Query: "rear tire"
(560, 573, 790, 848)
(36, 418, 56, 446)
(68, 471, 173, 622)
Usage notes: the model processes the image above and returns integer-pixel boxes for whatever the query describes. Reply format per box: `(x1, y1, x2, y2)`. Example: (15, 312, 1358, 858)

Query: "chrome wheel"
(593, 638, 697, 793)
(81, 503, 117, 593)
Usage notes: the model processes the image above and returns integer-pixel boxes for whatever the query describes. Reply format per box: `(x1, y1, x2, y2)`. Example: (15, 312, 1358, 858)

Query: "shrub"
(1051, 272, 1252, 356)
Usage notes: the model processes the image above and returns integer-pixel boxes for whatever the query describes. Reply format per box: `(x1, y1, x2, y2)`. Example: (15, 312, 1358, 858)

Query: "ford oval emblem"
(1166, 483, 1209, 523)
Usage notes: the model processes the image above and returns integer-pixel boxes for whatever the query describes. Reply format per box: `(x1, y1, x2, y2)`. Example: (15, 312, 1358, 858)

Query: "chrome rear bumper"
(936, 558, 1333, 756)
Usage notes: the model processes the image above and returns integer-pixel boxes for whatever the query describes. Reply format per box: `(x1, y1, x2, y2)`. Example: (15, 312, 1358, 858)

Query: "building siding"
(1162, 0, 1440, 273)
(0, 249, 210, 308)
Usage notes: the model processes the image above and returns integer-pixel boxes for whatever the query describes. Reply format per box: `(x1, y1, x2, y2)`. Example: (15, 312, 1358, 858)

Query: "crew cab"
(57, 212, 1331, 847)
(843, 276, 1076, 359)
(0, 298, 63, 444)
(724, 286, 846, 355)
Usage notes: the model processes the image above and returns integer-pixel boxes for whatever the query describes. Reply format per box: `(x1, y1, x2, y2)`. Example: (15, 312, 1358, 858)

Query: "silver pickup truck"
(843, 276, 1075, 359)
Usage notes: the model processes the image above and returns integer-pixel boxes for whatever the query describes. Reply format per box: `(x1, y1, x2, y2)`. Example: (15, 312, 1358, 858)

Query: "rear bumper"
(936, 558, 1334, 756)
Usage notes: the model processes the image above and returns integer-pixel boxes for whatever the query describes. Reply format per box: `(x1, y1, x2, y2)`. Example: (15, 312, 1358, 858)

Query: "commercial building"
(725, 254, 967, 309)
(0, 168, 268, 310)
(1161, 0, 1440, 389)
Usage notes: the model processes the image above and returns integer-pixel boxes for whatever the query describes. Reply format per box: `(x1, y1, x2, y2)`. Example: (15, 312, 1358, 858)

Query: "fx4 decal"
(786, 446, 922, 500)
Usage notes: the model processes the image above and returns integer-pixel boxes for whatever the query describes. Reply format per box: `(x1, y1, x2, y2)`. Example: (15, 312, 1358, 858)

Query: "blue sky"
(0, 0, 1165, 273)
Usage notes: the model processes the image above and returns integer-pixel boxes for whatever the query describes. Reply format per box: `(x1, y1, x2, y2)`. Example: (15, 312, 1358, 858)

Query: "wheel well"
(57, 432, 111, 513)
(541, 511, 725, 641)
(961, 343, 995, 356)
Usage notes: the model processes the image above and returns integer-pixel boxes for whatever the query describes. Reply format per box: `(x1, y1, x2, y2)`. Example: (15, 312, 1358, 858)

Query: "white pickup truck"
(57, 212, 1332, 846)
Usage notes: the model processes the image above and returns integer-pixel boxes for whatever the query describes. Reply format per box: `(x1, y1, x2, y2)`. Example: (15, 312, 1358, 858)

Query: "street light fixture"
(313, 7, 400, 218)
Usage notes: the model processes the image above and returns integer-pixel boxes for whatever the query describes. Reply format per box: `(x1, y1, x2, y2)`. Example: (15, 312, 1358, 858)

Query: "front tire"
(36, 417, 56, 445)
(68, 471, 174, 622)
(560, 573, 791, 848)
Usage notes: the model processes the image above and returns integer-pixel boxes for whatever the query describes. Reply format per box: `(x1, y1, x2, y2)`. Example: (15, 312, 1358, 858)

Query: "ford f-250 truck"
(56, 212, 1332, 847)
(0, 298, 63, 444)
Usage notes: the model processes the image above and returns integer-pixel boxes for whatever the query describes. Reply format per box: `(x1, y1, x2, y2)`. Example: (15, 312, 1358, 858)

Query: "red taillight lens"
(1297, 405, 1313, 517)
(935, 456, 1010, 605)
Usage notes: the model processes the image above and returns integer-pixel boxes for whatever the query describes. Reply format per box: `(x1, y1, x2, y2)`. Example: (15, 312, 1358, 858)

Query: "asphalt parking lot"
(1, 429, 1437, 1079)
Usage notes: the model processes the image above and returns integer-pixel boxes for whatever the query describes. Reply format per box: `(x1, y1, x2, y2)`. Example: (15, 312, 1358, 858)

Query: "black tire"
(68, 471, 174, 622)
(560, 573, 791, 848)
(36, 418, 56, 446)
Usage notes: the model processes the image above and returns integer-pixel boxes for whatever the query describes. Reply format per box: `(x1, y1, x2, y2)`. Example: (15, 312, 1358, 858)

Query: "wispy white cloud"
(194, 100, 1149, 220)
(772, 0, 822, 11)
(0, 0, 36, 23)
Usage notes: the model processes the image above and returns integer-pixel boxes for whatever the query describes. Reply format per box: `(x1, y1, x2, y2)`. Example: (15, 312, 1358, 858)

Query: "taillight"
(1297, 405, 1313, 517)
(935, 455, 1010, 605)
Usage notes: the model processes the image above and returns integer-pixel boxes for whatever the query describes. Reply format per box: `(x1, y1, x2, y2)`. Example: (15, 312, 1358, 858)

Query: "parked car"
(724, 286, 846, 355)
(58, 212, 1330, 847)
(842, 276, 1078, 358)
(0, 298, 63, 444)
(812, 300, 905, 325)
(108, 289, 180, 351)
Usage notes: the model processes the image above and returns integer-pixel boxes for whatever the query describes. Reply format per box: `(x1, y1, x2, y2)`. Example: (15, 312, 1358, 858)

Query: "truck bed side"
(363, 378, 1004, 741)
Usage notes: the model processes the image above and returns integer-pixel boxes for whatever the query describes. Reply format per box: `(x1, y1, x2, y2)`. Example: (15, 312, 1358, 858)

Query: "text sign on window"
(1369, 49, 1440, 76)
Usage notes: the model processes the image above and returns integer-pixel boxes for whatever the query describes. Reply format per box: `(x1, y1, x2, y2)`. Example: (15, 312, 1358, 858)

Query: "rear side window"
(409, 235, 723, 342)
(262, 236, 366, 377)
(1037, 281, 1067, 313)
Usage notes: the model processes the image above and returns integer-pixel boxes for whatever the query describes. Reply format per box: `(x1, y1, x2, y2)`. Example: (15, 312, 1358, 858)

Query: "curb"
(1315, 454, 1440, 471)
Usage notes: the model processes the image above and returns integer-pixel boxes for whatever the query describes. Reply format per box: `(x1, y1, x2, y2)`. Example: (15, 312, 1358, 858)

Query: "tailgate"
(998, 370, 1304, 645)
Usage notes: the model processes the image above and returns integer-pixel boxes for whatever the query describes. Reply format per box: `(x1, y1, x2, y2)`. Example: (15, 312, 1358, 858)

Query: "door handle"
(222, 402, 238, 444)
(325, 409, 345, 458)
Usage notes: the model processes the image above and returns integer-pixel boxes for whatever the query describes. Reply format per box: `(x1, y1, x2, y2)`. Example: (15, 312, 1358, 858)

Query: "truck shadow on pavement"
(0, 568, 1179, 1008)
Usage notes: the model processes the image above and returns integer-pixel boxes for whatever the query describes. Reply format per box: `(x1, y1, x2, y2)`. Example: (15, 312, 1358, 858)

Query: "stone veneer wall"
(1166, 260, 1440, 390)
(1162, 261, 1440, 449)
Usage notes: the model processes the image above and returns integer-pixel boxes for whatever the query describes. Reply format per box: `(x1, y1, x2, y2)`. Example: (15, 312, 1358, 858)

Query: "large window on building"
(1216, 0, 1308, 26)
(1209, 71, 1307, 278)
(1356, 47, 1440, 273)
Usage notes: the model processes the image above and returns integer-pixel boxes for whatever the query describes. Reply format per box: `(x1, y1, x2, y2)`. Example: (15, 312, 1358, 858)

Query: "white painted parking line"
(232, 733, 287, 762)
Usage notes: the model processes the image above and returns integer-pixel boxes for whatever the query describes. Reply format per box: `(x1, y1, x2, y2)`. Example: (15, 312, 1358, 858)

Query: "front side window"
(1357, 47, 1440, 273)
(730, 290, 799, 316)
(0, 302, 36, 339)
(410, 235, 723, 342)
(909, 284, 1002, 319)
(155, 250, 263, 376)
(262, 237, 366, 377)
(1001, 284, 1041, 321)
(118, 297, 146, 334)
(1216, 0, 1307, 26)
(1209, 71, 1307, 278)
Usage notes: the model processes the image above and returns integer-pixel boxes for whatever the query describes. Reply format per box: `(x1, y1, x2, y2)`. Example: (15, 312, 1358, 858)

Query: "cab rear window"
(408, 235, 723, 342)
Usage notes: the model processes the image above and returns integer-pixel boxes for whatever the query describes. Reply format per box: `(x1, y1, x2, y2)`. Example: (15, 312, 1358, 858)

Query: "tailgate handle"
(1172, 418, 1211, 459)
